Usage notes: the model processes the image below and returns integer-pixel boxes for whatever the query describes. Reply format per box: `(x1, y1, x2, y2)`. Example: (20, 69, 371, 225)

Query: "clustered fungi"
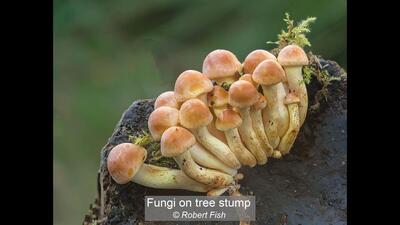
(107, 44, 310, 197)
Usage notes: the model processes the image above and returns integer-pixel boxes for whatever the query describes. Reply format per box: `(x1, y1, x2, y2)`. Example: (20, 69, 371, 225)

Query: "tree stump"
(83, 57, 347, 225)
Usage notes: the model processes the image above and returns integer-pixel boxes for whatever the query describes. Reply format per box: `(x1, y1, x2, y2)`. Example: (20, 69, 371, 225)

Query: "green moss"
(129, 130, 178, 169)
(220, 82, 232, 91)
(129, 130, 153, 146)
(267, 13, 344, 112)
(267, 13, 316, 49)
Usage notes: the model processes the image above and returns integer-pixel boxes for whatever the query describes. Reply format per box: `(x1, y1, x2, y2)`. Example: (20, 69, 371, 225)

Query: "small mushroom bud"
(179, 99, 241, 169)
(174, 70, 213, 104)
(148, 106, 179, 141)
(107, 143, 210, 192)
(250, 93, 280, 158)
(161, 126, 234, 187)
(277, 44, 309, 126)
(277, 93, 301, 155)
(202, 49, 242, 86)
(242, 49, 277, 74)
(252, 59, 289, 147)
(154, 91, 180, 109)
(215, 108, 257, 167)
(229, 80, 267, 165)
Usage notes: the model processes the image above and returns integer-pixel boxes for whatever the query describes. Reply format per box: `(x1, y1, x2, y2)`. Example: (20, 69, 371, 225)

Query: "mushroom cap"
(284, 93, 301, 104)
(160, 126, 196, 157)
(215, 108, 243, 131)
(252, 59, 286, 86)
(107, 143, 147, 184)
(202, 49, 242, 80)
(154, 91, 180, 109)
(148, 106, 180, 141)
(179, 98, 213, 129)
(252, 93, 267, 110)
(228, 80, 259, 108)
(174, 70, 213, 103)
(208, 86, 229, 108)
(277, 44, 309, 66)
(239, 73, 257, 87)
(243, 49, 277, 74)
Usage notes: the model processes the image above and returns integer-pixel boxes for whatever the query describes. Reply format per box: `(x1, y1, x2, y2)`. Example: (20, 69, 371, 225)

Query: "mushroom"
(215, 108, 257, 167)
(207, 85, 229, 117)
(161, 126, 234, 187)
(207, 86, 230, 144)
(239, 74, 279, 158)
(250, 93, 281, 159)
(174, 70, 213, 104)
(242, 49, 277, 74)
(202, 49, 242, 86)
(239, 74, 257, 87)
(107, 143, 210, 192)
(154, 91, 180, 109)
(179, 98, 241, 169)
(208, 86, 255, 166)
(228, 80, 267, 165)
(252, 59, 289, 148)
(277, 44, 309, 126)
(277, 93, 301, 155)
(148, 106, 179, 141)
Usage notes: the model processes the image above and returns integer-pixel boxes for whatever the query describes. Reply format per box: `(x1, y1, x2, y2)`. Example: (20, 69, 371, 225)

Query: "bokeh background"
(53, 0, 346, 224)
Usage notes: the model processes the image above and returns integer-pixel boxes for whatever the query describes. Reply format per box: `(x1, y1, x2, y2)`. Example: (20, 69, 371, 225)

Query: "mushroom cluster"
(107, 44, 309, 196)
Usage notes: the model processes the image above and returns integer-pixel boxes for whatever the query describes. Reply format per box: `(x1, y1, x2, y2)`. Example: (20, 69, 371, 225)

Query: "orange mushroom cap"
(243, 49, 277, 74)
(160, 126, 196, 157)
(252, 59, 286, 86)
(228, 80, 259, 108)
(107, 143, 147, 184)
(148, 106, 180, 141)
(277, 44, 309, 67)
(202, 49, 242, 80)
(154, 91, 180, 109)
(179, 99, 213, 129)
(174, 70, 213, 103)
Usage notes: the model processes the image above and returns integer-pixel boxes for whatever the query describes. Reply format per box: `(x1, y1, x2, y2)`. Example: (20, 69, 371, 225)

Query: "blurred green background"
(53, 0, 346, 224)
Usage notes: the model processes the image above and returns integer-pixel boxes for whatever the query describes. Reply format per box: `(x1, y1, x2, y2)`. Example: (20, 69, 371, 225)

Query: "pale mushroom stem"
(278, 103, 300, 155)
(237, 107, 267, 165)
(224, 129, 257, 167)
(261, 84, 282, 148)
(250, 108, 275, 157)
(192, 126, 241, 169)
(190, 143, 237, 176)
(174, 150, 234, 187)
(284, 67, 308, 126)
(133, 164, 210, 192)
